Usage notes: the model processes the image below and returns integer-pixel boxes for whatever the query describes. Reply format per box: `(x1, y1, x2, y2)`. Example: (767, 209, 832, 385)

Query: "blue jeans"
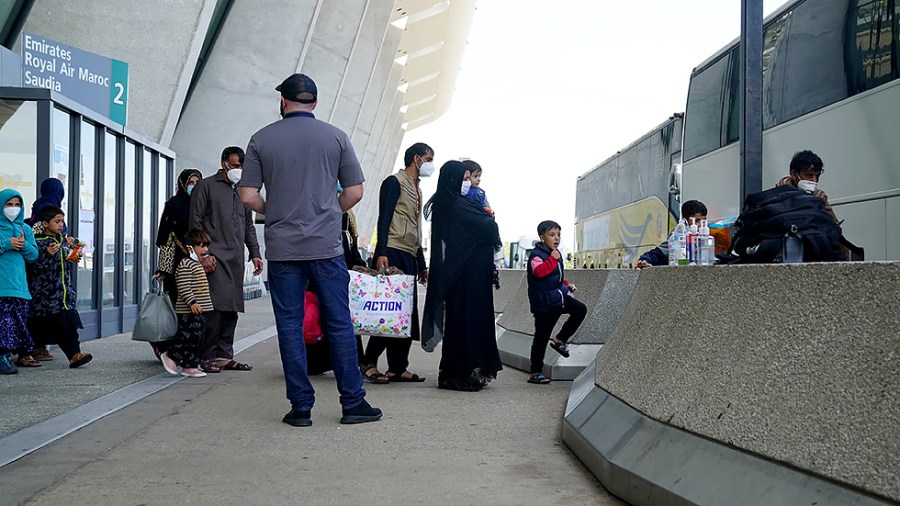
(268, 256, 365, 411)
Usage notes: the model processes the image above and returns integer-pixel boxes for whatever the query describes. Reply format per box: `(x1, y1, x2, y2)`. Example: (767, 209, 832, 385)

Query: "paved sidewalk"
(0, 296, 276, 438)
(1, 297, 622, 505)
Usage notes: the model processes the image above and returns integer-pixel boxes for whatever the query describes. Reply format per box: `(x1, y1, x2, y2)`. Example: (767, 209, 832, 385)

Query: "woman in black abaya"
(152, 168, 203, 360)
(422, 160, 502, 391)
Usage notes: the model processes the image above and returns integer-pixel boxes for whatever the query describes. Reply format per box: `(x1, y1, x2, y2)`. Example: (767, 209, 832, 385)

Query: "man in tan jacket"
(776, 149, 859, 259)
(775, 149, 839, 222)
(360, 143, 433, 384)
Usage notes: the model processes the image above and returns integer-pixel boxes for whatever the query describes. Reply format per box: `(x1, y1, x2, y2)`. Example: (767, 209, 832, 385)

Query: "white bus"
(574, 116, 682, 268)
(681, 0, 900, 260)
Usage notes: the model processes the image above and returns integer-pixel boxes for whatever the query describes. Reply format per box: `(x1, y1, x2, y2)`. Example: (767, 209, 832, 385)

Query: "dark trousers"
(530, 295, 587, 373)
(362, 336, 411, 375)
(268, 256, 365, 410)
(169, 313, 206, 368)
(28, 309, 82, 360)
(201, 310, 238, 361)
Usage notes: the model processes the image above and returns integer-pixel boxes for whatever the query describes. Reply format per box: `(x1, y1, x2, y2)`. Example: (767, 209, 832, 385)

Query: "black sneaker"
(340, 400, 382, 424)
(282, 409, 312, 427)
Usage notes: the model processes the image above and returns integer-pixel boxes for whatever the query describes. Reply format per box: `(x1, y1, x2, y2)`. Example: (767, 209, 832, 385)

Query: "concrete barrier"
(493, 270, 525, 315)
(564, 262, 900, 505)
(569, 270, 639, 345)
(495, 269, 639, 379)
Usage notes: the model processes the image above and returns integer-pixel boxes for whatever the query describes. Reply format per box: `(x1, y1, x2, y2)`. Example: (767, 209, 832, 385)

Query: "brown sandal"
(201, 360, 221, 373)
(387, 371, 426, 382)
(362, 367, 390, 384)
(220, 360, 252, 371)
(69, 352, 93, 368)
(32, 347, 54, 361)
(16, 355, 43, 367)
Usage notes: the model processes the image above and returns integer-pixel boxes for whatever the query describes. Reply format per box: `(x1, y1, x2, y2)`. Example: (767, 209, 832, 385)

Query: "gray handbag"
(131, 282, 178, 343)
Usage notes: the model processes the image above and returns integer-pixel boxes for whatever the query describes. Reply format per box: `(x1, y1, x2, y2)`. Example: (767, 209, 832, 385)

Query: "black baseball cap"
(276, 73, 318, 104)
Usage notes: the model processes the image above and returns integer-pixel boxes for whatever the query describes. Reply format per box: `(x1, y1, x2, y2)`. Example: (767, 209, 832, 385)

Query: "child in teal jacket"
(0, 188, 39, 375)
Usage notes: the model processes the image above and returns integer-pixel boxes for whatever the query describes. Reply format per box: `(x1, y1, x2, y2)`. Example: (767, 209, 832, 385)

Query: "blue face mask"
(336, 182, 343, 194)
(186, 184, 194, 196)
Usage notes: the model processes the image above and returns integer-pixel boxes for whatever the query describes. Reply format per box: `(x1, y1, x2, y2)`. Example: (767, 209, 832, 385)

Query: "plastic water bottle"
(782, 225, 803, 263)
(669, 219, 688, 266)
(698, 220, 715, 265)
(667, 228, 677, 266)
(687, 218, 699, 264)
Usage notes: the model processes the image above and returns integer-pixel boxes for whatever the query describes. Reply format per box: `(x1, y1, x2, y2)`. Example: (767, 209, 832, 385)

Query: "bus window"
(684, 55, 729, 161)
(725, 48, 740, 145)
(765, 1, 849, 128)
(847, 0, 897, 95)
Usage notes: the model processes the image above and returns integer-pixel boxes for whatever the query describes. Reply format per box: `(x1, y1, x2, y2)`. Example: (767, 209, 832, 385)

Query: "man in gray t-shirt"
(239, 73, 381, 427)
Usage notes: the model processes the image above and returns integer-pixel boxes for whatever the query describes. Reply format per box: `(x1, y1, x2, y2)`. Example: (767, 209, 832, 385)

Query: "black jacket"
(526, 243, 567, 314)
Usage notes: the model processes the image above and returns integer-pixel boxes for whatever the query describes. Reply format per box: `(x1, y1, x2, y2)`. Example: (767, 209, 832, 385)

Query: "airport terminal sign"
(21, 33, 128, 126)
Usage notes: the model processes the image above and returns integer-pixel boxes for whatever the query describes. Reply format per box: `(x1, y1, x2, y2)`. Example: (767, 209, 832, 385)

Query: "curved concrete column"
(356, 88, 406, 241)
(170, 0, 322, 172)
(299, 0, 369, 123)
(351, 59, 404, 246)
(349, 24, 402, 152)
(328, 1, 393, 134)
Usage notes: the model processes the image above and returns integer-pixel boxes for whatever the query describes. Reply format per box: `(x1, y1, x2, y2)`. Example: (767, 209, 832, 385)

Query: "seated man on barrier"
(728, 184, 845, 264)
(775, 150, 836, 219)
(775, 149, 862, 260)
(636, 200, 707, 268)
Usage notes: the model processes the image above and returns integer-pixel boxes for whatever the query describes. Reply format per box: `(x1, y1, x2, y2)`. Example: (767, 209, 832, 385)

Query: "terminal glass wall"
(0, 100, 36, 205)
(51, 108, 69, 212)
(156, 154, 166, 233)
(123, 142, 137, 305)
(101, 131, 117, 308)
(1, 92, 174, 339)
(77, 119, 96, 310)
(141, 148, 152, 297)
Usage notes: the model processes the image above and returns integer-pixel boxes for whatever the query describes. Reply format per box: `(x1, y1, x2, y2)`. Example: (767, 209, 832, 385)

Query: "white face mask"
(226, 169, 243, 185)
(797, 179, 817, 193)
(460, 180, 472, 196)
(188, 246, 200, 262)
(4, 207, 19, 221)
(419, 161, 435, 178)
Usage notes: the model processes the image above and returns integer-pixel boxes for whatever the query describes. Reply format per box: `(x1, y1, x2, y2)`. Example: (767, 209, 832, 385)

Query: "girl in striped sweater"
(160, 229, 214, 378)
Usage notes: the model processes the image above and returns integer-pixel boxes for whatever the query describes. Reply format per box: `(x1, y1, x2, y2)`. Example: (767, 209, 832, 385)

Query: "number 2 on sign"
(113, 83, 125, 105)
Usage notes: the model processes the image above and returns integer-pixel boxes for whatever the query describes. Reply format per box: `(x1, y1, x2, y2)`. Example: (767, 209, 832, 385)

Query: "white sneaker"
(160, 352, 178, 376)
(181, 368, 207, 378)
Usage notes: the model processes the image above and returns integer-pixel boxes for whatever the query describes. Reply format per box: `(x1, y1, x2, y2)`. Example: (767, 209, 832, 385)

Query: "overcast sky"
(398, 0, 784, 251)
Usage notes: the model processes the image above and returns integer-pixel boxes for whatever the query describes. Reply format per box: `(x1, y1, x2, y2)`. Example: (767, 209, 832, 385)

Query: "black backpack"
(730, 185, 846, 263)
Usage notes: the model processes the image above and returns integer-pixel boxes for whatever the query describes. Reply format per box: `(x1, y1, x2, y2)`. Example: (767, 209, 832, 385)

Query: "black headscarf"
(156, 168, 202, 247)
(421, 161, 501, 351)
(27, 178, 67, 231)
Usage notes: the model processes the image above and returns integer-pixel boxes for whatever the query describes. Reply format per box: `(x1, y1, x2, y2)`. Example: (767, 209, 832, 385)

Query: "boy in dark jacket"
(26, 206, 92, 368)
(636, 200, 708, 268)
(525, 220, 586, 384)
